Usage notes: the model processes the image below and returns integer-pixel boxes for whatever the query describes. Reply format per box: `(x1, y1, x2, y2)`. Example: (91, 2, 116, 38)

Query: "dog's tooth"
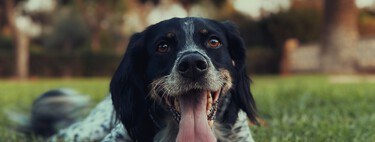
(206, 91, 212, 99)
(208, 120, 214, 128)
(207, 91, 212, 113)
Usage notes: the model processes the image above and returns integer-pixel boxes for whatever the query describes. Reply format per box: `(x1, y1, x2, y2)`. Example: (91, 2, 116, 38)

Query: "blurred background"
(1, 0, 375, 80)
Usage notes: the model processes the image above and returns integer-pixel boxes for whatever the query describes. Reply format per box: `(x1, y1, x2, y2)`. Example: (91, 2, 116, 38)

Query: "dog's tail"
(6, 88, 90, 137)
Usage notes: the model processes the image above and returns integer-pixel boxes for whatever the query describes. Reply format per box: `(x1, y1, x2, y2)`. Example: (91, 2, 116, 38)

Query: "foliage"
(0, 52, 122, 77)
(0, 76, 374, 141)
(246, 47, 281, 74)
(229, 8, 322, 48)
(260, 8, 322, 46)
(43, 9, 89, 52)
(227, 8, 322, 74)
(0, 35, 13, 54)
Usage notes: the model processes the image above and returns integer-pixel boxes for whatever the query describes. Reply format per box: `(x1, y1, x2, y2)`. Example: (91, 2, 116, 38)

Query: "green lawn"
(0, 76, 374, 142)
(251, 75, 375, 142)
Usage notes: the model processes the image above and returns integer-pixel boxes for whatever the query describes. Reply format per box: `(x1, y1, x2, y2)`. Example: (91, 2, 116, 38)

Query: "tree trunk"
(321, 0, 358, 73)
(5, 0, 30, 80)
(15, 32, 30, 80)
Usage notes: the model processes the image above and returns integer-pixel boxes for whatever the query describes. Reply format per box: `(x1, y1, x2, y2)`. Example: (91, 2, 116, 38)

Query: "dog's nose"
(177, 54, 208, 79)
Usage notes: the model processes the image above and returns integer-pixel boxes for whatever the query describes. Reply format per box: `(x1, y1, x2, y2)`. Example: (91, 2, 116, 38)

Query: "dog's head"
(110, 17, 257, 141)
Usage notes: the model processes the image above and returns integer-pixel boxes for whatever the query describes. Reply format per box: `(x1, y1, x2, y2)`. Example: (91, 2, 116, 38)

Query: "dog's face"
(148, 18, 235, 141)
(110, 17, 257, 141)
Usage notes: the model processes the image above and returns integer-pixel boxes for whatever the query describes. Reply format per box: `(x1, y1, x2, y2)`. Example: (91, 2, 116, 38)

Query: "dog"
(24, 17, 258, 142)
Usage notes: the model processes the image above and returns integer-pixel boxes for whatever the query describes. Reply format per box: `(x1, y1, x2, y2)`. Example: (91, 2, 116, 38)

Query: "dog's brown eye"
(157, 42, 170, 53)
(207, 37, 221, 48)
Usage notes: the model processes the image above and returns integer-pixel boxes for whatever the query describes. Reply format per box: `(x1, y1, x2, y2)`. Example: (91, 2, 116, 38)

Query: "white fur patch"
(182, 18, 196, 50)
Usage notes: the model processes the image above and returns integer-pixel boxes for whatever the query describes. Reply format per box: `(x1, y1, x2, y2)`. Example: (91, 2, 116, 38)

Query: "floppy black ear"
(222, 21, 258, 124)
(110, 33, 156, 141)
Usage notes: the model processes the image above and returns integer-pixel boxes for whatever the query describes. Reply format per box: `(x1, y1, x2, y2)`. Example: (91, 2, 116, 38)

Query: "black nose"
(177, 53, 208, 79)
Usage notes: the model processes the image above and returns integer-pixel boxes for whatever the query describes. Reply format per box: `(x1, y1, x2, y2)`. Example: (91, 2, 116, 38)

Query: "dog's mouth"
(150, 69, 232, 141)
(163, 89, 222, 127)
(162, 89, 221, 141)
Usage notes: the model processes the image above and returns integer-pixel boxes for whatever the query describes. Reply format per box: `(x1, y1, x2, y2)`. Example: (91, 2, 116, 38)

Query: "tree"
(4, 0, 30, 80)
(321, 0, 358, 73)
(75, 0, 125, 53)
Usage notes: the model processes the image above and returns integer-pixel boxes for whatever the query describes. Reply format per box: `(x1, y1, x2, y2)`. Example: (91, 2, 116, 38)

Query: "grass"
(0, 75, 374, 141)
(251, 75, 375, 142)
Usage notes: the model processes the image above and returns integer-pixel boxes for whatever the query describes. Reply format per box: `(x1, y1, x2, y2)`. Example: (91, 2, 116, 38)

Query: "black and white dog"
(26, 17, 258, 142)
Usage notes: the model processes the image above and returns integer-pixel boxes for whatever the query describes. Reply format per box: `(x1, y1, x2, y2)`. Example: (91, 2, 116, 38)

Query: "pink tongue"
(176, 90, 216, 142)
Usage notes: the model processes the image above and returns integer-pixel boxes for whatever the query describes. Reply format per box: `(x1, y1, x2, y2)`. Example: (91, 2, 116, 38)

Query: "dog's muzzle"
(149, 51, 233, 141)
(169, 52, 220, 123)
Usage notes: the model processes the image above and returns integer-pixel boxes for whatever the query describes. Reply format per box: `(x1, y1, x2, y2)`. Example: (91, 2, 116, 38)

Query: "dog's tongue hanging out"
(176, 90, 216, 142)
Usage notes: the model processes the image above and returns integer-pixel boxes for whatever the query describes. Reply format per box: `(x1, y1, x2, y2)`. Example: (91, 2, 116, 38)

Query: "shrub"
(245, 47, 281, 74)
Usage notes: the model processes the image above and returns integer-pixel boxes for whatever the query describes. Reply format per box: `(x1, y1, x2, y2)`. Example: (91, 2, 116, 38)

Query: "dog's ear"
(221, 21, 258, 124)
(110, 33, 156, 141)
